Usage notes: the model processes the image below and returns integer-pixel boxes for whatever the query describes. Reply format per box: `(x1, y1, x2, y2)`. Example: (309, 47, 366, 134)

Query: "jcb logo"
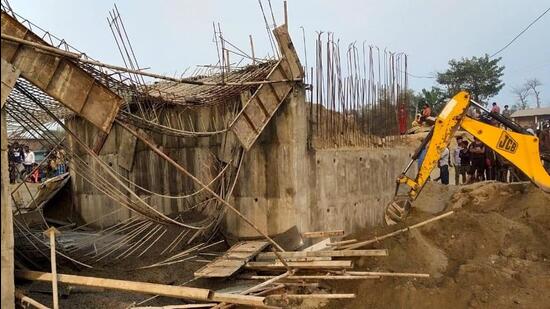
(497, 131, 518, 154)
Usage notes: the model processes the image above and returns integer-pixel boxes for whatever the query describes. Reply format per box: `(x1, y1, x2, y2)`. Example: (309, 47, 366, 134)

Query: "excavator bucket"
(384, 197, 412, 226)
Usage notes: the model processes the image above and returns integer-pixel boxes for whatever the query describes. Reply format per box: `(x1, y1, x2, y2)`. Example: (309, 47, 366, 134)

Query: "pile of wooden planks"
(187, 225, 436, 305)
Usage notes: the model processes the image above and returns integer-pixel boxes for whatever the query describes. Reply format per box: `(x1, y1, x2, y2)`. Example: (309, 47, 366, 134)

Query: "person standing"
(459, 140, 471, 183)
(491, 102, 501, 114)
(539, 122, 550, 173)
(23, 145, 35, 177)
(502, 105, 511, 119)
(468, 138, 486, 182)
(11, 142, 25, 182)
(420, 103, 432, 125)
(453, 136, 463, 185)
(438, 147, 450, 185)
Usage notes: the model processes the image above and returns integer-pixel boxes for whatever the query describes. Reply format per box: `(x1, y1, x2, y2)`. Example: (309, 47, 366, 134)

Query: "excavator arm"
(385, 91, 550, 225)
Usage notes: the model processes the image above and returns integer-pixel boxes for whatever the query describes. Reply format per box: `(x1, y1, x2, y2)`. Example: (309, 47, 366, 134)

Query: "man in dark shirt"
(468, 138, 485, 182)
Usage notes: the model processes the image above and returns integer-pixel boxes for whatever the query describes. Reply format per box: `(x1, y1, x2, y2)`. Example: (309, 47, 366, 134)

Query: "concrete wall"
(67, 83, 416, 237)
(67, 103, 236, 227)
(303, 146, 414, 234)
(225, 84, 416, 237)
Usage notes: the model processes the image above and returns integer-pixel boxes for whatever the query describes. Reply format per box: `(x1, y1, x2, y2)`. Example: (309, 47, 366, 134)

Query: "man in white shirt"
(438, 147, 450, 185)
(23, 145, 35, 176)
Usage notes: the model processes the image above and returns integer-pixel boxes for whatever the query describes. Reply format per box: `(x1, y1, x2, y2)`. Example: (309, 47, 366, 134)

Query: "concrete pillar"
(226, 85, 308, 238)
(1, 108, 15, 308)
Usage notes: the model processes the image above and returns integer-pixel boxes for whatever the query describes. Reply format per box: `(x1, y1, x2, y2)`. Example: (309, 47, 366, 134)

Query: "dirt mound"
(330, 182, 550, 309)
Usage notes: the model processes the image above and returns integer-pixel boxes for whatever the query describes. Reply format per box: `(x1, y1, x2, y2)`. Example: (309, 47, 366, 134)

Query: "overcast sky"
(12, 0, 550, 107)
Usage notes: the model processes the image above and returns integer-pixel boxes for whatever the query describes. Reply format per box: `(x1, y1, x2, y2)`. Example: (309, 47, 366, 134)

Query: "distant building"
(511, 107, 550, 130)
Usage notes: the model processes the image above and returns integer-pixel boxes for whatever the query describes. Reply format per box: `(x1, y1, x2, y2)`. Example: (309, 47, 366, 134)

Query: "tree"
(420, 87, 447, 114)
(436, 54, 505, 104)
(525, 78, 542, 108)
(511, 85, 530, 110)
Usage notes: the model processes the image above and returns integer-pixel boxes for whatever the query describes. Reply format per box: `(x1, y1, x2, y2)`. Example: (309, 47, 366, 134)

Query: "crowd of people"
(413, 101, 550, 186)
(439, 101, 550, 185)
(8, 142, 67, 184)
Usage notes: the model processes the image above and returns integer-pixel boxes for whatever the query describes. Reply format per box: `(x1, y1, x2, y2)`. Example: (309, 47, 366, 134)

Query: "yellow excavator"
(385, 91, 550, 225)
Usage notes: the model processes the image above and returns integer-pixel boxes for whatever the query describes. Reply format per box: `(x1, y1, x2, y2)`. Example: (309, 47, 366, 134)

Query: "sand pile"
(331, 181, 550, 309)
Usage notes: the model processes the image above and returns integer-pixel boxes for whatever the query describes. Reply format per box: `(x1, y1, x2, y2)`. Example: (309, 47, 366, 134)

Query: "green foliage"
(436, 54, 505, 104)
(420, 87, 448, 114)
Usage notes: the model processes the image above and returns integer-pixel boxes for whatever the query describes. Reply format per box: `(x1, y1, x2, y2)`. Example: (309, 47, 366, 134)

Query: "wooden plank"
(201, 259, 244, 268)
(230, 29, 304, 150)
(303, 230, 345, 238)
(245, 260, 352, 270)
(327, 239, 357, 247)
(1, 12, 122, 133)
(255, 256, 331, 262)
(229, 241, 269, 252)
(194, 241, 268, 278)
(255, 249, 388, 261)
(272, 25, 304, 79)
(302, 238, 331, 252)
(14, 270, 267, 307)
(1, 58, 20, 107)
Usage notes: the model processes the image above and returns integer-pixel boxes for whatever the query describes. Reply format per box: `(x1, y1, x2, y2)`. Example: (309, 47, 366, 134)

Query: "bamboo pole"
(255, 249, 387, 260)
(15, 290, 50, 309)
(241, 270, 294, 295)
(43, 227, 60, 309)
(342, 211, 454, 250)
(14, 271, 267, 307)
(249, 35, 256, 65)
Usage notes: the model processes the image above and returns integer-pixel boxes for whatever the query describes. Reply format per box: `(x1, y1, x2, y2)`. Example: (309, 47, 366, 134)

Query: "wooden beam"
(345, 271, 430, 278)
(256, 249, 387, 261)
(14, 271, 267, 307)
(327, 239, 357, 247)
(301, 238, 331, 252)
(245, 260, 352, 270)
(302, 230, 344, 238)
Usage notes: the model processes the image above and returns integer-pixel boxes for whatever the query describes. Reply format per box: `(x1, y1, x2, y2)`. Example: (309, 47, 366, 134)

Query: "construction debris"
(6, 1, 545, 309)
